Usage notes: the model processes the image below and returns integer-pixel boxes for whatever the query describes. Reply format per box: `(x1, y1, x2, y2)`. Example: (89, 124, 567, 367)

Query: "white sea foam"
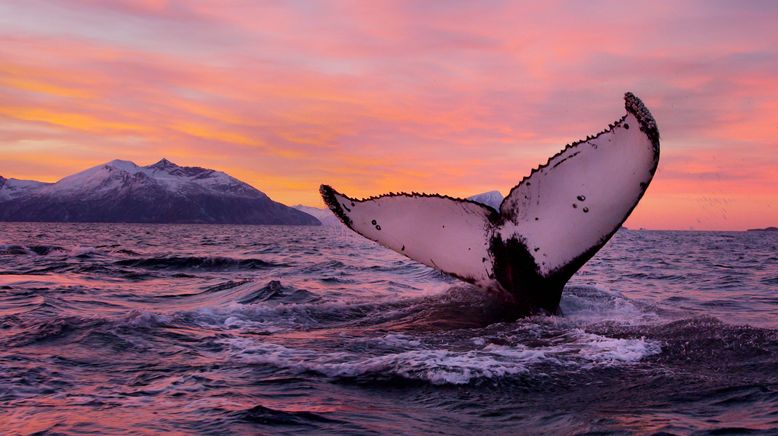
(559, 286, 659, 325)
(224, 328, 661, 385)
(572, 331, 661, 363)
(372, 333, 422, 348)
(225, 339, 544, 385)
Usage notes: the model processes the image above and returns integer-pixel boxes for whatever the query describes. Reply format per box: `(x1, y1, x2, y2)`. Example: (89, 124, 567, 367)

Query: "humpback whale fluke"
(321, 92, 660, 315)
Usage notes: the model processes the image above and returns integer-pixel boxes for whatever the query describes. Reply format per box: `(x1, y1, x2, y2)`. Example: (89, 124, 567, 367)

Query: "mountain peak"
(147, 158, 179, 170)
(467, 190, 504, 209)
(475, 190, 502, 196)
(105, 159, 139, 171)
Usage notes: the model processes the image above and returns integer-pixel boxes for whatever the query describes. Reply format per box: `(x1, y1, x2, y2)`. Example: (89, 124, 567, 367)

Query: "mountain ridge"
(0, 159, 319, 225)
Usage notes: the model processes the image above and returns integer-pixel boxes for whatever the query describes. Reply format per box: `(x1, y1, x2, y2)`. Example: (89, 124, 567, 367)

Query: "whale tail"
(321, 92, 660, 314)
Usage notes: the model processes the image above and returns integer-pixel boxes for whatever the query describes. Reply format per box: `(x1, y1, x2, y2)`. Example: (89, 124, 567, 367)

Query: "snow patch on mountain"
(39, 158, 262, 199)
(0, 176, 50, 201)
(467, 190, 503, 210)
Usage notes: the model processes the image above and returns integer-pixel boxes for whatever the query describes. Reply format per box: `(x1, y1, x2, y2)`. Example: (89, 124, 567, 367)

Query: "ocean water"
(0, 222, 776, 435)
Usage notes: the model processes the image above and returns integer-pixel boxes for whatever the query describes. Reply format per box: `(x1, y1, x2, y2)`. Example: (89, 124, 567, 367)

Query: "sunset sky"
(0, 0, 776, 230)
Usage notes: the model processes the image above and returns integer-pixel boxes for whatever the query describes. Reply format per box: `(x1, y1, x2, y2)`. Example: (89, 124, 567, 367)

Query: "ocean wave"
(70, 246, 101, 258)
(115, 256, 283, 271)
(636, 316, 777, 365)
(0, 244, 66, 256)
(2, 316, 107, 347)
(200, 279, 253, 293)
(0, 244, 102, 258)
(225, 330, 661, 385)
(233, 404, 345, 427)
(237, 280, 318, 305)
(761, 276, 778, 285)
(186, 297, 418, 333)
(559, 285, 659, 325)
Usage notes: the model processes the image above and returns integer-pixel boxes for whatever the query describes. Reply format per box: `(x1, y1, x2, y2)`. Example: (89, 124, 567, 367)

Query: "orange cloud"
(0, 1, 775, 230)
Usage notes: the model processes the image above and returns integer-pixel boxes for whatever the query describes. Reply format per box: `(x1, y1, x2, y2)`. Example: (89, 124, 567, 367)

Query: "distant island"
(746, 226, 778, 232)
(0, 159, 320, 225)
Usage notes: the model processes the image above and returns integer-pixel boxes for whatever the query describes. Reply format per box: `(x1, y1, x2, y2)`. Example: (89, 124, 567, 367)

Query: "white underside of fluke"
(321, 93, 660, 308)
(499, 111, 657, 276)
(321, 191, 497, 287)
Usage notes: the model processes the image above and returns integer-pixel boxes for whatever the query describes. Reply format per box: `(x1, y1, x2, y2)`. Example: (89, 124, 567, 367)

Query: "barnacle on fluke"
(321, 92, 660, 315)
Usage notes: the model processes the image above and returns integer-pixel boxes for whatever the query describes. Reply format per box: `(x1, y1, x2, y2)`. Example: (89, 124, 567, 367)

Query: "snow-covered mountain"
(467, 190, 503, 210)
(295, 190, 504, 227)
(0, 176, 50, 202)
(0, 159, 320, 225)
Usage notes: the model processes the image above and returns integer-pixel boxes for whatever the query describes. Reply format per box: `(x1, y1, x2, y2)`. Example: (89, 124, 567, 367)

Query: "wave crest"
(115, 256, 282, 271)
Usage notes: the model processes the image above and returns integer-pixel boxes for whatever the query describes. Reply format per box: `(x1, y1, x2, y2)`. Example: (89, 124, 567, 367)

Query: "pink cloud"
(0, 0, 776, 230)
